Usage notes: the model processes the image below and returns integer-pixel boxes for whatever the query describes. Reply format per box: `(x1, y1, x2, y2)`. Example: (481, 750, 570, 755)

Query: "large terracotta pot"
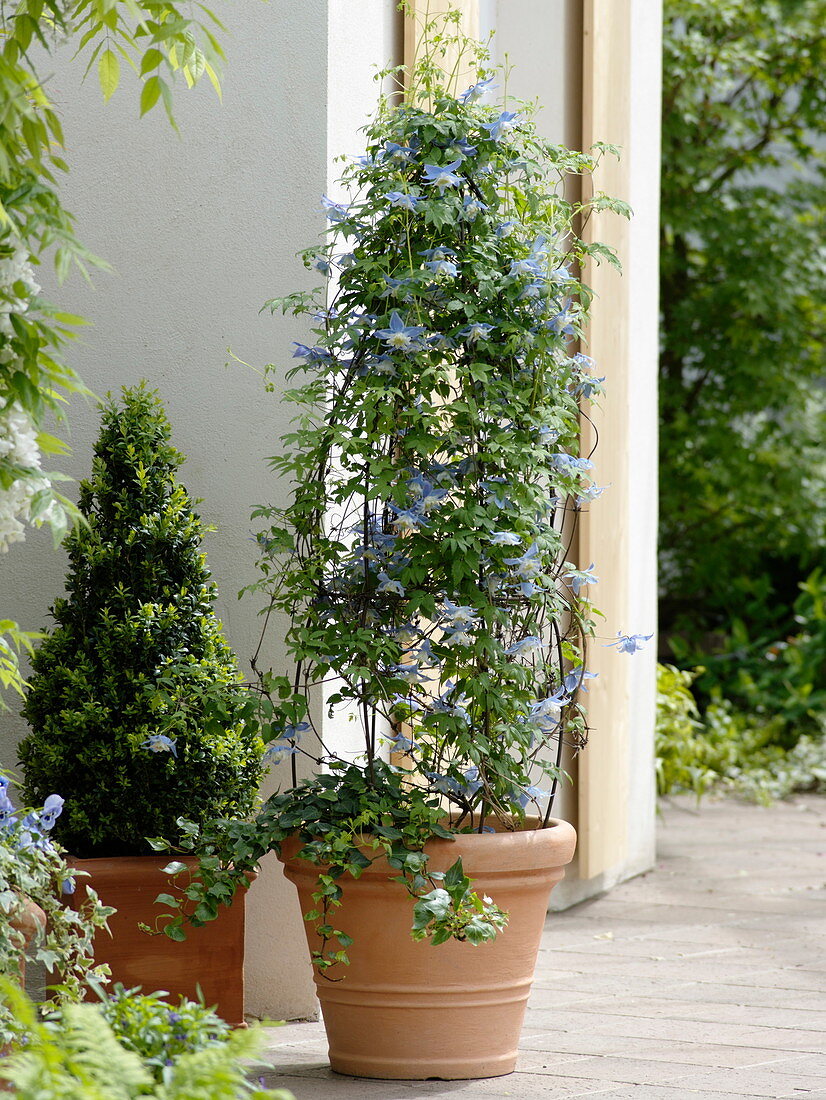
(71, 856, 252, 1025)
(280, 818, 576, 1079)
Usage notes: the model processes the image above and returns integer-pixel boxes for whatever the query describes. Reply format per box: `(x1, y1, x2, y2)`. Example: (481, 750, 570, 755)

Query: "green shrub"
(688, 570, 826, 747)
(19, 384, 263, 856)
(0, 982, 294, 1100)
(655, 663, 826, 804)
(654, 664, 712, 798)
(96, 985, 232, 1082)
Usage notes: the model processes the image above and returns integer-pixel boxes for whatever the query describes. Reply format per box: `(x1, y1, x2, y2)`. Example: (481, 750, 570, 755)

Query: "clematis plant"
(157, 23, 631, 969)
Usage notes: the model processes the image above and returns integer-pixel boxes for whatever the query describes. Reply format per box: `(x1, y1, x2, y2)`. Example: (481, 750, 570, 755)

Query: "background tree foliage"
(659, 0, 826, 654)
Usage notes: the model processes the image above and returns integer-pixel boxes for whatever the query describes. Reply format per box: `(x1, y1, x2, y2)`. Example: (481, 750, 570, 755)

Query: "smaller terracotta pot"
(70, 856, 252, 1025)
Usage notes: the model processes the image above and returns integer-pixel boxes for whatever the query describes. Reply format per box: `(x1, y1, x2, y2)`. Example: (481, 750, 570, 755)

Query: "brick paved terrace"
(258, 795, 826, 1099)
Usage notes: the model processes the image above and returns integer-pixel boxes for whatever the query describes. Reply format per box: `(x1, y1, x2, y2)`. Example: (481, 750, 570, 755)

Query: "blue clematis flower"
(461, 195, 488, 219)
(495, 220, 517, 238)
(551, 452, 594, 473)
(563, 667, 598, 694)
(393, 622, 421, 647)
(482, 111, 519, 141)
(418, 246, 457, 260)
(563, 563, 600, 597)
(389, 662, 434, 684)
(509, 256, 543, 278)
(481, 478, 511, 510)
(440, 598, 478, 627)
(506, 635, 545, 657)
(446, 138, 479, 159)
(460, 766, 484, 797)
(389, 504, 428, 532)
(432, 682, 471, 724)
(546, 308, 576, 338)
(519, 279, 547, 300)
(311, 255, 332, 276)
(424, 258, 460, 277)
(515, 783, 549, 808)
(284, 722, 311, 740)
(459, 77, 497, 103)
(292, 342, 330, 363)
(407, 474, 448, 511)
(442, 625, 474, 647)
(373, 355, 397, 375)
(489, 531, 522, 545)
(422, 159, 463, 191)
(380, 275, 414, 301)
(387, 190, 420, 212)
(383, 140, 417, 164)
(377, 571, 405, 597)
(576, 483, 607, 505)
(264, 740, 298, 766)
(321, 195, 348, 222)
(427, 331, 457, 350)
(504, 541, 542, 582)
(426, 772, 462, 796)
(575, 375, 606, 400)
(458, 322, 495, 342)
(389, 729, 417, 753)
(529, 688, 570, 730)
(142, 734, 178, 758)
(376, 311, 427, 353)
(607, 632, 654, 654)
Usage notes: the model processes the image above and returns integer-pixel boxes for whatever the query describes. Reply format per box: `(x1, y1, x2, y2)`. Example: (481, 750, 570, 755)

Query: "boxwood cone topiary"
(18, 383, 263, 856)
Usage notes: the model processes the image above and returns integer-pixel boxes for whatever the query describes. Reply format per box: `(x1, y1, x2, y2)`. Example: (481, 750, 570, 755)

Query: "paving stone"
(776, 1055, 826, 1078)
(519, 1032, 818, 1070)
(663, 1066, 826, 1097)
(517, 1051, 701, 1084)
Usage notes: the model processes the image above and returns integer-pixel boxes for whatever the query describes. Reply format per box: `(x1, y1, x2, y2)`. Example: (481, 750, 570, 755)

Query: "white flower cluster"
(0, 399, 54, 552)
(0, 247, 55, 551)
(0, 246, 40, 340)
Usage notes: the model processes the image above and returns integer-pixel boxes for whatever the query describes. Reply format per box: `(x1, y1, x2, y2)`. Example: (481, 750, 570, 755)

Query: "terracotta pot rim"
(69, 854, 257, 883)
(281, 816, 576, 876)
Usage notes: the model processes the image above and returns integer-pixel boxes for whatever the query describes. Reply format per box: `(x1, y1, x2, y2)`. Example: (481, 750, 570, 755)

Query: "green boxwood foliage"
(18, 384, 263, 856)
